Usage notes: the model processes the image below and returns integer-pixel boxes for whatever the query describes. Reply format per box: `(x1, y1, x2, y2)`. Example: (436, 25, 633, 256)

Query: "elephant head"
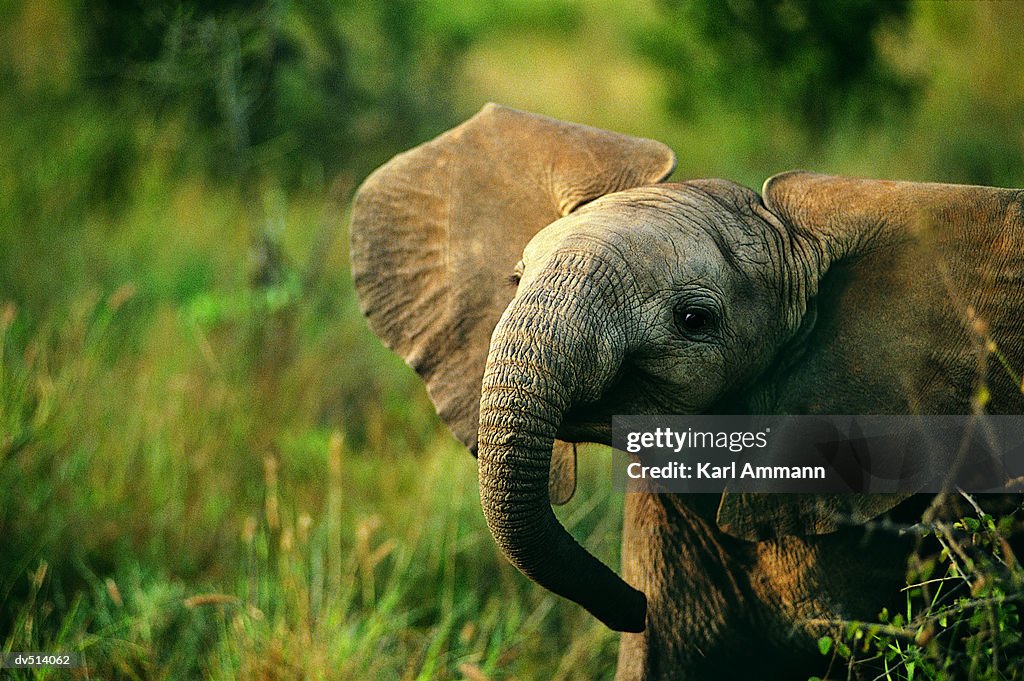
(350, 105, 1024, 633)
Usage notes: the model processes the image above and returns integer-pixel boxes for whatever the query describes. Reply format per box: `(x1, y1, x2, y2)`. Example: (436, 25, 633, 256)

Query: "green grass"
(0, 170, 624, 678)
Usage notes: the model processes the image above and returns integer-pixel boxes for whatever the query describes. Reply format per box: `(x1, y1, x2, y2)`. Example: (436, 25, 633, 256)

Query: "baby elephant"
(350, 104, 1024, 680)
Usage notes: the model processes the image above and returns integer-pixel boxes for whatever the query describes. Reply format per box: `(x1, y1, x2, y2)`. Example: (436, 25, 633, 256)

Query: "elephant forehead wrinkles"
(533, 203, 727, 275)
(583, 186, 779, 275)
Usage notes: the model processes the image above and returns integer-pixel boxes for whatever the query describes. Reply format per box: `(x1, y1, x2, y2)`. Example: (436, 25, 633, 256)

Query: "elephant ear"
(716, 494, 905, 541)
(350, 104, 676, 497)
(548, 441, 577, 506)
(719, 171, 1024, 541)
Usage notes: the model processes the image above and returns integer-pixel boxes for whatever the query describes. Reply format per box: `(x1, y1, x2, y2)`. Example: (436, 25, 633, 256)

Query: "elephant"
(349, 104, 1024, 679)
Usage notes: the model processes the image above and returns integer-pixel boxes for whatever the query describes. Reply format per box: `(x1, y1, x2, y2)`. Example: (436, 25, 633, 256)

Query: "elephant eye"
(675, 306, 714, 335)
(507, 260, 525, 287)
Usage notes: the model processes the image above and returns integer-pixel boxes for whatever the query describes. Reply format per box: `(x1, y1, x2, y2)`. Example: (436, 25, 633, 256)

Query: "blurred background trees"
(4, 0, 1022, 244)
(5, 0, 1022, 316)
(1, 1, 1023, 678)
(638, 0, 915, 135)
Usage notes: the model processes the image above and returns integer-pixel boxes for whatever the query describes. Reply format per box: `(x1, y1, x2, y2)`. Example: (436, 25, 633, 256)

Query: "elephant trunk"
(476, 264, 647, 633)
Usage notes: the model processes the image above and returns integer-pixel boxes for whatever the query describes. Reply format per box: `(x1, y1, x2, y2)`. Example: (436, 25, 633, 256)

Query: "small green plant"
(812, 492, 1024, 681)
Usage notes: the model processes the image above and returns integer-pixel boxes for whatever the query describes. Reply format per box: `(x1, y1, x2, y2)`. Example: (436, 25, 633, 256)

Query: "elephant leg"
(615, 493, 752, 680)
(615, 493, 843, 681)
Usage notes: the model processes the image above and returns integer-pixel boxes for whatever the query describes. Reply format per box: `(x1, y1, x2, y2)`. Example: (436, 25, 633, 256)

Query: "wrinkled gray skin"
(351, 105, 1024, 680)
(479, 180, 1024, 678)
(478, 184, 804, 633)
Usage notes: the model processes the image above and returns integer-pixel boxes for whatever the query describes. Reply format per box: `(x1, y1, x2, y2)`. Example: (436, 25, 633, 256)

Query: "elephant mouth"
(556, 418, 613, 445)
(555, 364, 637, 445)
(557, 370, 666, 446)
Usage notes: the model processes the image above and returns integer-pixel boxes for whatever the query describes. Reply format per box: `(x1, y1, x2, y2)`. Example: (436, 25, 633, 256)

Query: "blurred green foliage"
(638, 0, 914, 133)
(78, 0, 451, 184)
(72, 0, 579, 186)
(1, 0, 1023, 678)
